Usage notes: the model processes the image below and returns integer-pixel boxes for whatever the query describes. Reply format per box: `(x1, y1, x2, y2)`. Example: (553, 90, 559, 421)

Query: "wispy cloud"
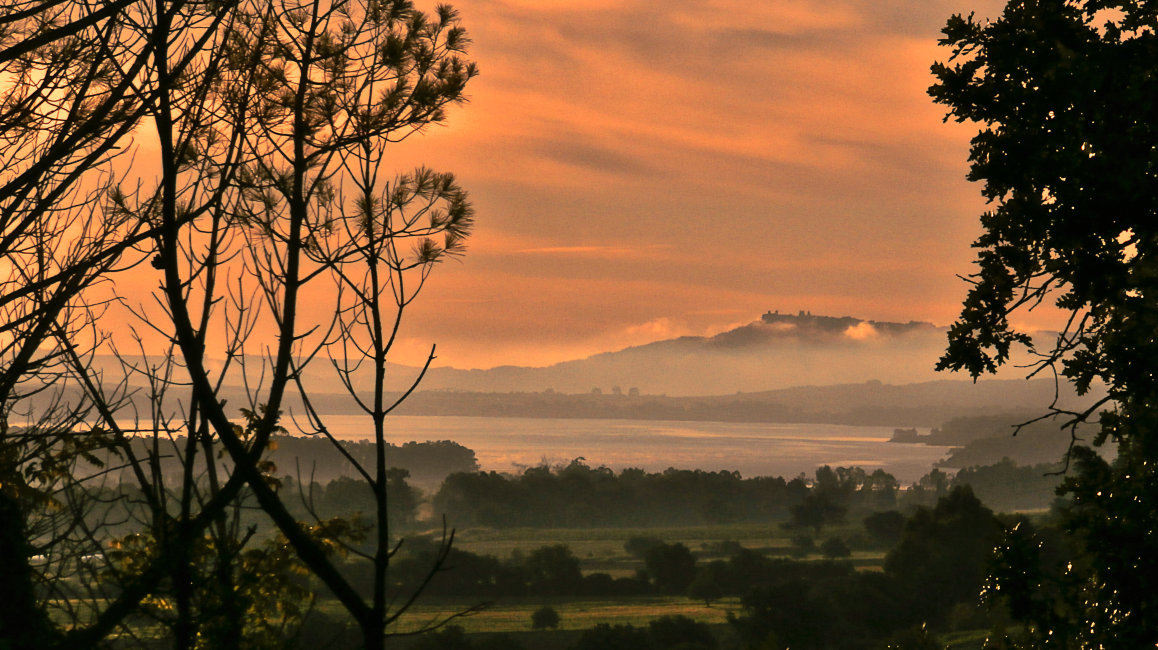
(369, 0, 1038, 369)
(514, 245, 636, 256)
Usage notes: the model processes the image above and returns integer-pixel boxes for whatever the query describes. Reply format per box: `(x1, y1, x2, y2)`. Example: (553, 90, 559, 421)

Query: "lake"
(309, 415, 955, 484)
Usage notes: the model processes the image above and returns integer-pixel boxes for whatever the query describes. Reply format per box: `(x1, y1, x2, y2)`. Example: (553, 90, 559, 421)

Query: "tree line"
(429, 457, 1058, 529)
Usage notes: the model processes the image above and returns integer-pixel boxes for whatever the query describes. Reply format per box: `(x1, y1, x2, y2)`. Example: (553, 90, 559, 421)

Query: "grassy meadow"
(449, 520, 889, 574)
(375, 521, 891, 637)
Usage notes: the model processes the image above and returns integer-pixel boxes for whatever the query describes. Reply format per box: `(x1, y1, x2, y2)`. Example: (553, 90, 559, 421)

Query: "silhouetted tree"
(819, 537, 851, 559)
(572, 623, 653, 650)
(643, 542, 697, 594)
(733, 579, 830, 650)
(787, 493, 846, 533)
(525, 544, 582, 596)
(410, 625, 527, 650)
(861, 468, 899, 510)
(0, 0, 477, 647)
(931, 2, 1158, 646)
(647, 615, 717, 650)
(687, 570, 724, 606)
(625, 535, 665, 558)
(863, 510, 905, 547)
(530, 606, 560, 630)
(884, 486, 1001, 626)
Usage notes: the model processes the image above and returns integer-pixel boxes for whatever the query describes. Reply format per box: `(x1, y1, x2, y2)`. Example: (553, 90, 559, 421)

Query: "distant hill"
(383, 310, 1032, 396)
(374, 377, 1097, 428)
(81, 310, 1057, 400)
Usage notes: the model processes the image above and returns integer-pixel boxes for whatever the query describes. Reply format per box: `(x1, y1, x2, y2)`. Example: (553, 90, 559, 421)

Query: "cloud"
(531, 138, 659, 177)
(670, 1, 863, 37)
(316, 0, 1038, 368)
(844, 322, 880, 341)
(621, 317, 691, 340)
(514, 245, 636, 256)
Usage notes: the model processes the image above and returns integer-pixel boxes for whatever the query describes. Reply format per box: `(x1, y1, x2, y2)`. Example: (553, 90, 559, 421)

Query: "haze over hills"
(382, 377, 1095, 428)
(74, 310, 1091, 429)
(371, 310, 1026, 396)
(86, 310, 1050, 399)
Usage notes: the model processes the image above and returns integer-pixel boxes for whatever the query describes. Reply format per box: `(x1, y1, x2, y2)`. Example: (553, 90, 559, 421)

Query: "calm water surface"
(312, 415, 952, 484)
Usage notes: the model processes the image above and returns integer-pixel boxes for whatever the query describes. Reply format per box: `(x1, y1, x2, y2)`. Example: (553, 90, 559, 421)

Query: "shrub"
(530, 606, 560, 630)
(820, 537, 851, 559)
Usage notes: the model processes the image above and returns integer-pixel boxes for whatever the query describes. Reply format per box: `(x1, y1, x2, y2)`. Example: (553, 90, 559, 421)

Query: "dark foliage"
(931, 1, 1158, 645)
(786, 494, 846, 533)
(951, 457, 1066, 512)
(729, 488, 1009, 648)
(624, 535, 665, 558)
(525, 544, 584, 596)
(862, 510, 905, 547)
(647, 615, 717, 650)
(818, 537, 851, 559)
(433, 460, 898, 529)
(410, 626, 527, 650)
(530, 606, 560, 630)
(572, 623, 654, 650)
(884, 486, 1002, 625)
(643, 543, 697, 594)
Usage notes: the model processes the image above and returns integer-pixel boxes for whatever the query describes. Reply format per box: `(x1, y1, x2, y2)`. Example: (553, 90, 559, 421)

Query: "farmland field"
(389, 595, 739, 635)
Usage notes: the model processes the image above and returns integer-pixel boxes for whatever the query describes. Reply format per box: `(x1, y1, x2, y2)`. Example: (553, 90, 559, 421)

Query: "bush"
(820, 537, 851, 559)
(411, 626, 527, 650)
(648, 615, 717, 649)
(863, 510, 906, 546)
(644, 542, 697, 594)
(688, 571, 724, 606)
(572, 623, 652, 650)
(624, 535, 664, 558)
(530, 606, 560, 630)
(701, 539, 742, 556)
(789, 533, 814, 557)
(411, 626, 471, 650)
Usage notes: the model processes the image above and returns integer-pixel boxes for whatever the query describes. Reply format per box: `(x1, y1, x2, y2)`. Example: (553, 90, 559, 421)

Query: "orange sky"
(307, 0, 1040, 369)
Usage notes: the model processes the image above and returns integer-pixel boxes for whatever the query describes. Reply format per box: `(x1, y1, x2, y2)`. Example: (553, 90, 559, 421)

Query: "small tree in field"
(531, 606, 560, 630)
(688, 571, 723, 607)
(644, 542, 697, 594)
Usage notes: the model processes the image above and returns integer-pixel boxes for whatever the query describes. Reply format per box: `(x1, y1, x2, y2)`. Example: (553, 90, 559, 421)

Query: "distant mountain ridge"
(84, 311, 1038, 397)
(757, 308, 937, 334)
(68, 311, 1099, 428)
(404, 310, 958, 395)
(382, 377, 1095, 428)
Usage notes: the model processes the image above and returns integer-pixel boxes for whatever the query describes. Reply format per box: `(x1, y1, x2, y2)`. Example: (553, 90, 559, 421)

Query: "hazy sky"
(381, 0, 1016, 369)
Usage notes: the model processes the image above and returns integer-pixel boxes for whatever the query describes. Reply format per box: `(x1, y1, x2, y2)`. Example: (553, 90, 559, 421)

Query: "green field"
(446, 521, 889, 576)
(389, 596, 740, 635)
(86, 519, 979, 648)
(376, 521, 891, 638)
